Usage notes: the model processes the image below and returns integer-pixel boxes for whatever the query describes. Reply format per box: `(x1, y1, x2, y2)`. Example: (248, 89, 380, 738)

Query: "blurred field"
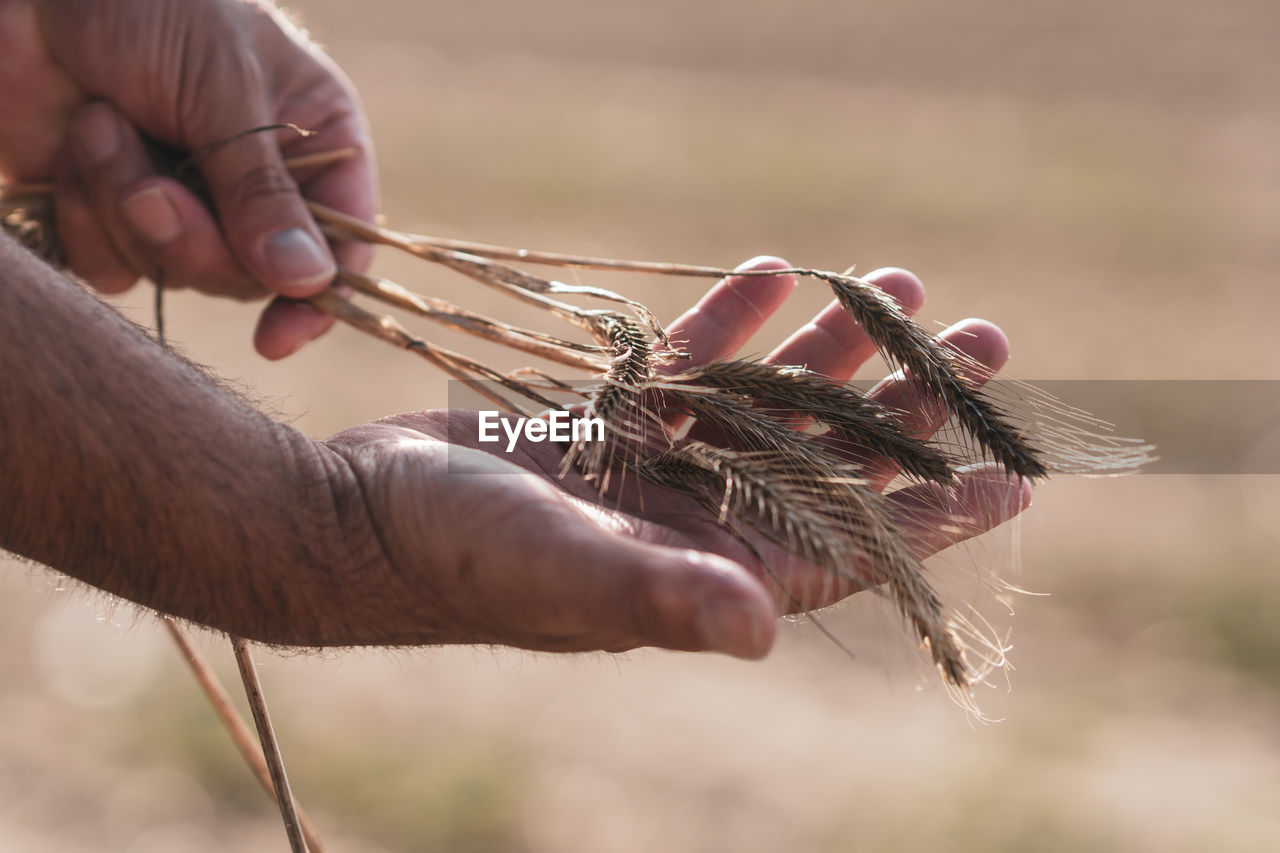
(3, 1, 1279, 851)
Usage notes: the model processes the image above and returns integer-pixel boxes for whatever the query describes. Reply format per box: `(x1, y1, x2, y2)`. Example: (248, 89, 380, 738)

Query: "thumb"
(194, 118, 336, 298)
(596, 539, 779, 659)
(33, 0, 336, 296)
(463, 498, 779, 659)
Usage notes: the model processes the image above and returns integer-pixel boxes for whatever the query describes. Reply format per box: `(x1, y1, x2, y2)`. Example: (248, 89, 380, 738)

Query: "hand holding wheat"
(0, 0, 375, 356)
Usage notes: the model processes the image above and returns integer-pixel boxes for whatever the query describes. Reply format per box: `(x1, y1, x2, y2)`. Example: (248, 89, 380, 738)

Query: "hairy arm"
(0, 233, 392, 644)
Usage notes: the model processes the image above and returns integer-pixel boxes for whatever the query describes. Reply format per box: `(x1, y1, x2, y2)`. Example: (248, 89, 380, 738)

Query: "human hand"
(0, 0, 376, 358)
(317, 259, 1032, 659)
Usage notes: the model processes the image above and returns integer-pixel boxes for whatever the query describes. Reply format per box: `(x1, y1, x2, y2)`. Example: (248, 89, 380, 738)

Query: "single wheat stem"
(162, 620, 328, 852)
(232, 637, 310, 853)
(308, 199, 806, 286)
(273, 146, 361, 172)
(310, 203, 735, 277)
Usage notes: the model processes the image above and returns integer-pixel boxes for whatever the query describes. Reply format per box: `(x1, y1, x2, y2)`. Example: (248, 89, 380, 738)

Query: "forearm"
(0, 234, 376, 643)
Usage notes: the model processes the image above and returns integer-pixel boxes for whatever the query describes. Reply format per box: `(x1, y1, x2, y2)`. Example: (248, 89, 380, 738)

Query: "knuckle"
(228, 162, 299, 214)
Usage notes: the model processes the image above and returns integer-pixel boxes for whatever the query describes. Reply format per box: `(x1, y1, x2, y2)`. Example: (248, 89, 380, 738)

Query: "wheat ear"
(659, 360, 958, 484)
(638, 442, 973, 687)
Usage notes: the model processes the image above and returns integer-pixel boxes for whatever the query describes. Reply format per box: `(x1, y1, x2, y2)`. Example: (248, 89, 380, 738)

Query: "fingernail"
(75, 105, 120, 164)
(264, 228, 335, 292)
(698, 598, 768, 659)
(121, 186, 181, 244)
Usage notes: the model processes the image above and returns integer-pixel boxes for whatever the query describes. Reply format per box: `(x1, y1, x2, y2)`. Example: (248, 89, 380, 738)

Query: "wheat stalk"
(162, 619, 327, 852)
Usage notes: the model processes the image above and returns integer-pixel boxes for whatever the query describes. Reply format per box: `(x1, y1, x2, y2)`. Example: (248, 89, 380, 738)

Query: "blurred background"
(3, 0, 1279, 850)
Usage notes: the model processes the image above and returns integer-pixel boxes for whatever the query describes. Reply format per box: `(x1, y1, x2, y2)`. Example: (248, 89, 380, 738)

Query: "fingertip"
(196, 126, 336, 297)
(945, 317, 1011, 370)
(650, 549, 777, 659)
(119, 183, 182, 245)
(53, 158, 136, 294)
(955, 464, 1035, 519)
(716, 256, 793, 318)
(661, 255, 798, 370)
(864, 267, 925, 313)
(332, 238, 373, 275)
(70, 100, 122, 167)
(694, 551, 778, 658)
(698, 597, 776, 659)
(920, 464, 1035, 544)
(254, 297, 335, 360)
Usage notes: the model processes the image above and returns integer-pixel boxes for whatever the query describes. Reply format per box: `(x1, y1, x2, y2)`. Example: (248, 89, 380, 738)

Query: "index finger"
(655, 256, 797, 373)
(653, 256, 797, 428)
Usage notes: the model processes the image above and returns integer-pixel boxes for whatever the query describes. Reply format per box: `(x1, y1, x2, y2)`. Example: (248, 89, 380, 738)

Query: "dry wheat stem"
(162, 619, 328, 852)
(232, 637, 310, 853)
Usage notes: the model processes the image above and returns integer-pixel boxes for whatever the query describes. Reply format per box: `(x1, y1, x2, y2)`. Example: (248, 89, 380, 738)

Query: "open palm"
(323, 259, 1031, 659)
